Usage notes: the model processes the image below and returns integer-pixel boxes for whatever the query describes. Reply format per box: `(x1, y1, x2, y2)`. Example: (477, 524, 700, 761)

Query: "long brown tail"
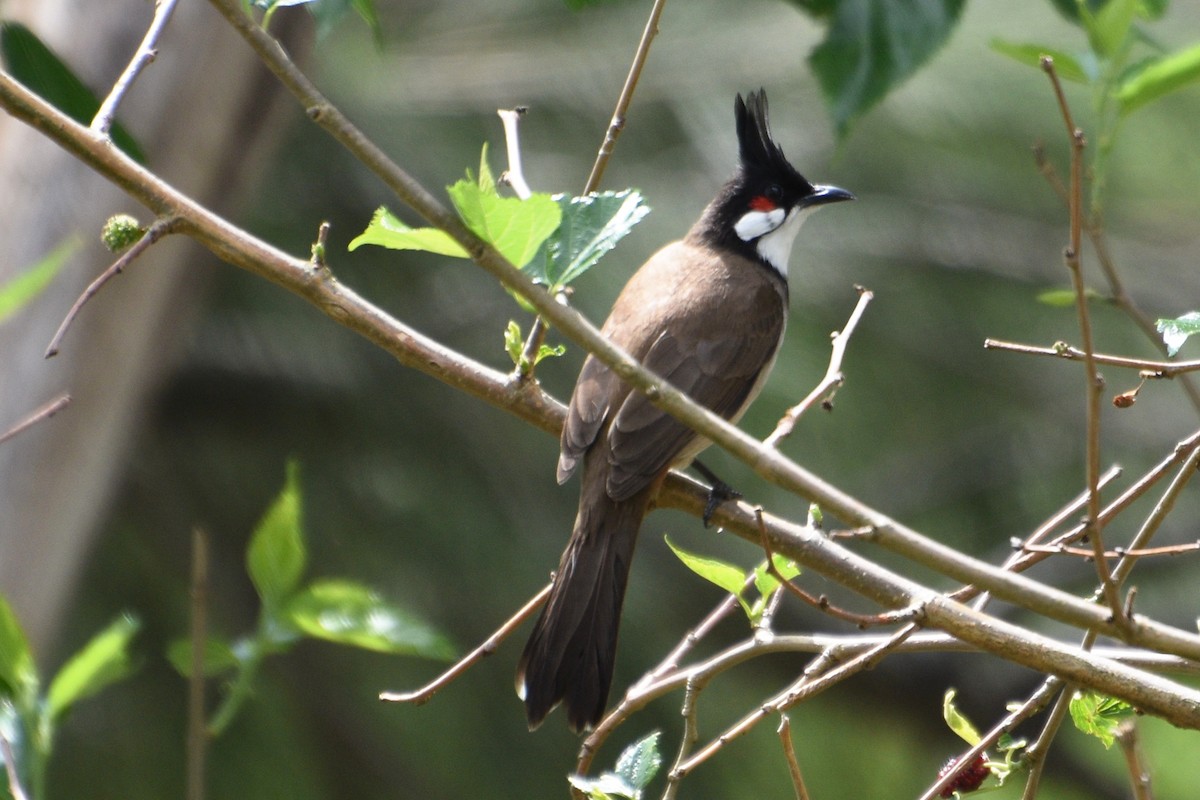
(517, 483, 652, 732)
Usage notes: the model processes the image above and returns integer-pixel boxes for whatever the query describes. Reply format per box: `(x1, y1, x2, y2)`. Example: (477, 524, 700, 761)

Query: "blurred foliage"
(6, 0, 1200, 798)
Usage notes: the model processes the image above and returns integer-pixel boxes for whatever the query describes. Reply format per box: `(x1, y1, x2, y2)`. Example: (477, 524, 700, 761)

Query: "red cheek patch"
(749, 195, 777, 212)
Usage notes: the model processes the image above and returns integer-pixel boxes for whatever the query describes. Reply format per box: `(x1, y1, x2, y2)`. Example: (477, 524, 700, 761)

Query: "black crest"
(735, 90, 810, 190)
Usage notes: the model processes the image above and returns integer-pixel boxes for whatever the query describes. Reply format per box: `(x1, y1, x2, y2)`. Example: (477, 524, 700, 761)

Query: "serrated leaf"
(166, 636, 241, 677)
(0, 238, 77, 323)
(0, 23, 144, 162)
(808, 0, 966, 137)
(615, 730, 662, 792)
(286, 579, 454, 658)
(348, 207, 470, 258)
(46, 614, 139, 721)
(447, 180, 561, 269)
(989, 40, 1093, 83)
(247, 461, 306, 610)
(665, 537, 750, 616)
(1068, 690, 1132, 748)
(1157, 311, 1200, 356)
(527, 191, 650, 290)
(943, 689, 982, 746)
(0, 596, 37, 704)
(1116, 42, 1200, 116)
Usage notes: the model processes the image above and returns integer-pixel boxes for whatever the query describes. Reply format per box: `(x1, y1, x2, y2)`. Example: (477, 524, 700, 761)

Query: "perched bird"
(517, 90, 853, 732)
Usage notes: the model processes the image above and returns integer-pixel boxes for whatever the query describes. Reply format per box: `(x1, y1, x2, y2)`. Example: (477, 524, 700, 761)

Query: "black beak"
(806, 184, 855, 207)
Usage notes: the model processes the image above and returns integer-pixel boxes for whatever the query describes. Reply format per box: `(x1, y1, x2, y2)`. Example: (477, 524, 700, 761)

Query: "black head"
(688, 89, 853, 278)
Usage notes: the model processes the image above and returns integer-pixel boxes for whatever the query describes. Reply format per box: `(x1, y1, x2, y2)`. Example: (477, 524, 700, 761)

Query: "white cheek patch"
(734, 207, 785, 242)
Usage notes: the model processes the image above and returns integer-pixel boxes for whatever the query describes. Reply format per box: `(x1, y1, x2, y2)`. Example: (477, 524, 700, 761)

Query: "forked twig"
(984, 338, 1200, 379)
(1041, 56, 1123, 624)
(380, 584, 550, 705)
(765, 285, 873, 448)
(92, 0, 181, 136)
(45, 216, 180, 358)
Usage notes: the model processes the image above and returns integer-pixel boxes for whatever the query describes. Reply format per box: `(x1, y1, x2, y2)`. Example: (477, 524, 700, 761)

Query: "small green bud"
(101, 214, 145, 253)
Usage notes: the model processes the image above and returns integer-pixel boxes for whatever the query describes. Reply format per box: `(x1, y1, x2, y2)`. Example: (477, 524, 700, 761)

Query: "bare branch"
(765, 285, 872, 448)
(45, 216, 180, 358)
(777, 716, 811, 800)
(380, 584, 550, 705)
(583, 0, 667, 194)
(92, 0, 182, 136)
(0, 393, 71, 446)
(984, 338, 1200, 379)
(187, 528, 209, 800)
(1117, 720, 1154, 800)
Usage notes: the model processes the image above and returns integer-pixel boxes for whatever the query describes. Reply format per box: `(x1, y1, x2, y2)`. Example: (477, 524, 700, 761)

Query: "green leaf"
(1046, 0, 1109, 23)
(527, 191, 650, 290)
(1068, 690, 1132, 748)
(1157, 311, 1200, 356)
(752, 553, 801, 600)
(807, 0, 967, 137)
(943, 689, 982, 746)
(348, 206, 470, 257)
(447, 180, 561, 269)
(46, 614, 139, 721)
(0, 596, 37, 704)
(0, 23, 144, 162)
(1116, 42, 1200, 115)
(504, 321, 524, 366)
(286, 579, 454, 658)
(1037, 286, 1102, 306)
(247, 461, 307, 609)
(0, 238, 76, 323)
(614, 730, 662, 792)
(568, 730, 662, 799)
(665, 537, 750, 615)
(989, 40, 1093, 83)
(166, 636, 241, 677)
(1082, 0, 1137, 58)
(1137, 0, 1168, 20)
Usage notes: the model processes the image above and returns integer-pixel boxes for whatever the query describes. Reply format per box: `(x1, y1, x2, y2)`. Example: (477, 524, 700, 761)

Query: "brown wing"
(605, 282, 784, 501)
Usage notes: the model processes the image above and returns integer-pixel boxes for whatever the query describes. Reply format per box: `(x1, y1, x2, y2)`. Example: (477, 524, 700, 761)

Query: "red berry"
(937, 754, 989, 797)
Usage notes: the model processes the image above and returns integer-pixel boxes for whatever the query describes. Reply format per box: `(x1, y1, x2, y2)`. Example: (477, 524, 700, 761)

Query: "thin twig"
(984, 338, 1200, 378)
(0, 728, 29, 800)
(187, 528, 209, 800)
(1112, 441, 1200, 588)
(765, 286, 873, 448)
(670, 623, 920, 779)
(1033, 143, 1200, 414)
(0, 393, 71, 446)
(92, 0, 181, 136)
(1020, 683, 1072, 800)
(496, 106, 552, 382)
(45, 216, 180, 358)
(1116, 720, 1154, 800)
(497, 107, 532, 200)
(583, 0, 667, 194)
(1041, 56, 1123, 624)
(777, 716, 811, 800)
(661, 679, 702, 800)
(1021, 540, 1200, 560)
(754, 507, 915, 627)
(380, 584, 550, 704)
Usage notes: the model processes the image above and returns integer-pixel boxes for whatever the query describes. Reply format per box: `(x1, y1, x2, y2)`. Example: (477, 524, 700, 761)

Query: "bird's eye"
(765, 184, 784, 203)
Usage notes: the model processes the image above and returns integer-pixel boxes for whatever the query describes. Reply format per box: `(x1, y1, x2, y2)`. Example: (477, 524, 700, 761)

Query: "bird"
(516, 89, 854, 732)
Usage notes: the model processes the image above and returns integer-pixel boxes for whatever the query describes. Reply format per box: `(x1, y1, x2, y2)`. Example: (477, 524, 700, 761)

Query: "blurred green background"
(14, 0, 1200, 797)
